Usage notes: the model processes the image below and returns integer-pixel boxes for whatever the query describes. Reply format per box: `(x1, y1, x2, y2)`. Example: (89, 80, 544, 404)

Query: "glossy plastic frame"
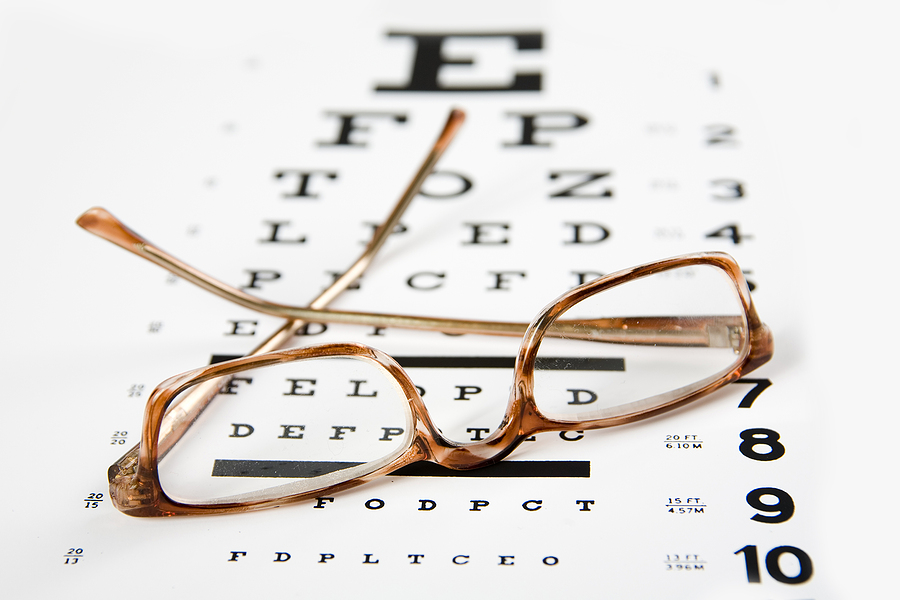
(106, 252, 772, 517)
(79, 109, 772, 516)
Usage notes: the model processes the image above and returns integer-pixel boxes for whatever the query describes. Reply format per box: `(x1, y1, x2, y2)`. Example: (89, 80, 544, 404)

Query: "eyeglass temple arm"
(77, 206, 743, 350)
(98, 109, 467, 480)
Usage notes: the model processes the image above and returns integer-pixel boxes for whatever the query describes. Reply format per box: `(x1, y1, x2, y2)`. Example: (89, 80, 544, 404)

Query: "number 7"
(734, 378, 772, 408)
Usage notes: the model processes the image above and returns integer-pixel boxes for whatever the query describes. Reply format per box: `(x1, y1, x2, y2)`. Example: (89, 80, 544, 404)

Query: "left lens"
(157, 355, 414, 505)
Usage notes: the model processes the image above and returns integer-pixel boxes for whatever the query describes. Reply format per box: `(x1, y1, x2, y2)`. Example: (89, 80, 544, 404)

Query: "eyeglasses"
(78, 111, 772, 517)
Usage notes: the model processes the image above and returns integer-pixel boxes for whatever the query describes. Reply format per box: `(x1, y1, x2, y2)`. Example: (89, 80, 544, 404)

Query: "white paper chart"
(2, 2, 895, 598)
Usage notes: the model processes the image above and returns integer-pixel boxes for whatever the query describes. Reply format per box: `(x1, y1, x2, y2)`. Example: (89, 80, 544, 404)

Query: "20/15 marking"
(667, 498, 705, 514)
(83, 492, 104, 509)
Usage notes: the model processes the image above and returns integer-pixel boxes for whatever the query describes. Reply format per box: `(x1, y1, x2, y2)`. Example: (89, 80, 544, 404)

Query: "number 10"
(735, 544, 813, 584)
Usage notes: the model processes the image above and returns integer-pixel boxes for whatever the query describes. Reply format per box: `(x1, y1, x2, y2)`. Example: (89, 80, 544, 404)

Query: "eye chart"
(1, 2, 894, 598)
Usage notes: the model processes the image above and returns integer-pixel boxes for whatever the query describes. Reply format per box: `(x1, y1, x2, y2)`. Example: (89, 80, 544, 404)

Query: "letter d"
(567, 389, 598, 405)
(229, 423, 255, 437)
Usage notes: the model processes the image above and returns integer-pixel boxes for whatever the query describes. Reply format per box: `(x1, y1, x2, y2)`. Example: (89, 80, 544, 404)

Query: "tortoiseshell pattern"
(78, 111, 772, 517)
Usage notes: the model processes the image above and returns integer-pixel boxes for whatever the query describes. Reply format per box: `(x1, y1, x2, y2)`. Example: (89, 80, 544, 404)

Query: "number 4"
(705, 223, 753, 244)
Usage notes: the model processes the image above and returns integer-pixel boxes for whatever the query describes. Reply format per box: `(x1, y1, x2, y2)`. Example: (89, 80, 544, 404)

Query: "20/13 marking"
(665, 554, 706, 571)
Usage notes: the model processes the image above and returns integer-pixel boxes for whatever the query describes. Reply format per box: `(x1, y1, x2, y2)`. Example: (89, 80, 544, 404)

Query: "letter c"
(406, 272, 445, 290)
(452, 555, 469, 565)
(559, 430, 584, 441)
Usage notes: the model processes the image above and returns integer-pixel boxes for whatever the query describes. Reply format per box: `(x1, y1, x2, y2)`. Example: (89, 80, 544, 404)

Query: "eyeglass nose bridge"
(410, 372, 553, 471)
(403, 286, 594, 471)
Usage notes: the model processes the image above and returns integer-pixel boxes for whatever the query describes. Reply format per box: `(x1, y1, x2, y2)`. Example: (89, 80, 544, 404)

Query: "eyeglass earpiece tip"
(76, 207, 149, 251)
(76, 206, 113, 230)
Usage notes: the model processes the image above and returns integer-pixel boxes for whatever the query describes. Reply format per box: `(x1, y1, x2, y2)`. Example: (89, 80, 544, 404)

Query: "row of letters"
(310, 497, 595, 511)
(227, 550, 560, 566)
(216, 375, 602, 405)
(230, 266, 603, 295)
(226, 424, 590, 443)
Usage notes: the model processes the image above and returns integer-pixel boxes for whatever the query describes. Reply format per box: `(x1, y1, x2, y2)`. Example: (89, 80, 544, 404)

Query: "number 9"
(746, 487, 794, 524)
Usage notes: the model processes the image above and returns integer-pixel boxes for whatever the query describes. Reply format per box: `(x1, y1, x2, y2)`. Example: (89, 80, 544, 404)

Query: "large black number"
(705, 124, 738, 146)
(705, 223, 752, 244)
(766, 546, 814, 584)
(711, 178, 744, 199)
(746, 487, 794, 523)
(739, 428, 785, 461)
(736, 545, 813, 584)
(735, 545, 761, 582)
(734, 378, 772, 408)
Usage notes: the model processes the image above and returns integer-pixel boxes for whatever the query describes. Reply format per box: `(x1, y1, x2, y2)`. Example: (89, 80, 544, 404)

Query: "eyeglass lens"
(533, 264, 748, 422)
(157, 356, 415, 505)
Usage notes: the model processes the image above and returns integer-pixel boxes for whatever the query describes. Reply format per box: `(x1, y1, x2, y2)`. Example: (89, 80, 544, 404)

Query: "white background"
(1, 1, 896, 597)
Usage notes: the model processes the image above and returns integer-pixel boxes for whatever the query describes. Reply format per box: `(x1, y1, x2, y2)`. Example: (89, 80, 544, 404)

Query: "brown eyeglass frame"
(78, 109, 772, 516)
(103, 251, 771, 517)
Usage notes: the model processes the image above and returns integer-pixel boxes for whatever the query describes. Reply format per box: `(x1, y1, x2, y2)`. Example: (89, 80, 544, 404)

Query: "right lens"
(532, 264, 748, 422)
(157, 355, 414, 505)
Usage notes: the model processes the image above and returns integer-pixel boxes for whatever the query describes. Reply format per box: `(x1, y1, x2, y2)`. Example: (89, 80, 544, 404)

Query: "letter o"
(419, 171, 473, 198)
(543, 556, 559, 566)
(365, 498, 385, 510)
